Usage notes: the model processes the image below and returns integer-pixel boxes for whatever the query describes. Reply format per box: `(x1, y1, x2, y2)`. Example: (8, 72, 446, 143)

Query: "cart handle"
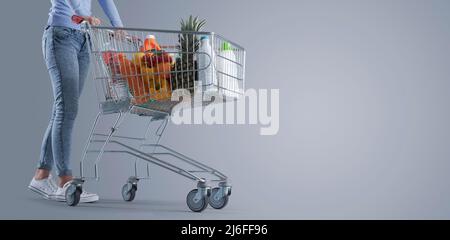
(72, 15, 142, 44)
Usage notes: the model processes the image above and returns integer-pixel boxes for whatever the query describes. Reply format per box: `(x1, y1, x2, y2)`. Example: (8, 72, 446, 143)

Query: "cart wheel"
(186, 189, 208, 212)
(66, 184, 81, 206)
(122, 183, 137, 202)
(209, 187, 229, 209)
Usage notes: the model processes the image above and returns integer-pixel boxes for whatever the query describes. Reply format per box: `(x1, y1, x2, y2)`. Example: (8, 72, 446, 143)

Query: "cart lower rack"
(65, 22, 245, 212)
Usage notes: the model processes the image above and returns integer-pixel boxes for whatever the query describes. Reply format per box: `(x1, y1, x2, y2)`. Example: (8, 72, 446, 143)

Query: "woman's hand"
(83, 16, 102, 26)
(114, 30, 139, 43)
(114, 29, 127, 39)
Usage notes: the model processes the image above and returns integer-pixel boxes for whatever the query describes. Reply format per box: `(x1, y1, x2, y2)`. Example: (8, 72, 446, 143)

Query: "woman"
(28, 0, 124, 203)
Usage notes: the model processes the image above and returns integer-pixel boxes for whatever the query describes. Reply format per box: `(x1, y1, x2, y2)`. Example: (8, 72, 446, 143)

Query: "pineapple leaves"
(180, 15, 206, 32)
(173, 15, 207, 90)
(177, 15, 207, 52)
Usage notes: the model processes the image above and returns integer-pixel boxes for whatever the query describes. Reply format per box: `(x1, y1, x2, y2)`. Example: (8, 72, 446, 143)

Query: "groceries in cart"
(101, 35, 173, 105)
(99, 15, 242, 106)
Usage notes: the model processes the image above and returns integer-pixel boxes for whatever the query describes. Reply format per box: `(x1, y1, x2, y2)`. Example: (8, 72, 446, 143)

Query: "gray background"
(1, 0, 450, 219)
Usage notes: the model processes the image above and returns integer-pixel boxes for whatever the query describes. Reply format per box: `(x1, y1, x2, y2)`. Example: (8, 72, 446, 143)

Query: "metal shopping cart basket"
(67, 17, 245, 212)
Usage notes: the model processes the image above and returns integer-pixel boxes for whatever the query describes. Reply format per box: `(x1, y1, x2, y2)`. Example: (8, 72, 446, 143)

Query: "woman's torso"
(47, 0, 92, 30)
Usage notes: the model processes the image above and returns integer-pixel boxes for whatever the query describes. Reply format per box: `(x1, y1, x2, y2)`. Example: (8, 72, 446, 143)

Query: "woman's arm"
(98, 0, 124, 27)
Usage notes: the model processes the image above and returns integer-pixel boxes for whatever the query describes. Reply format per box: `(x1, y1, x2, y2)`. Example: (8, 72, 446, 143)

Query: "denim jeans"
(38, 26, 91, 176)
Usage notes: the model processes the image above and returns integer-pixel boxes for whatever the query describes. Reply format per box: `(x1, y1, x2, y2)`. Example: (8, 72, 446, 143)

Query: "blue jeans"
(38, 26, 91, 176)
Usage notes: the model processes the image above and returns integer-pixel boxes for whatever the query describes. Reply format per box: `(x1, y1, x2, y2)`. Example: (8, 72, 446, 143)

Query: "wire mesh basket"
(87, 26, 246, 115)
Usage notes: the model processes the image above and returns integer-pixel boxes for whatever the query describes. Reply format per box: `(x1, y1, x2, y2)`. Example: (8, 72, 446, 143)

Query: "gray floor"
(13, 196, 251, 220)
(8, 157, 292, 220)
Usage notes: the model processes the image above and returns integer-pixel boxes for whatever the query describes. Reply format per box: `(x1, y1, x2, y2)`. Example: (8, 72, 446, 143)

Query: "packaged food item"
(142, 51, 173, 79)
(140, 65, 154, 82)
(143, 35, 161, 52)
(132, 52, 146, 67)
(155, 62, 172, 80)
(198, 36, 216, 91)
(130, 69, 153, 104)
(152, 79, 172, 101)
(218, 42, 239, 98)
(105, 35, 173, 104)
(142, 51, 172, 68)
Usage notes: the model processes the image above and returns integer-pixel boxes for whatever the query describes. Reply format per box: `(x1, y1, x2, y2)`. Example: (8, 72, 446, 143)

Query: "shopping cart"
(66, 16, 245, 212)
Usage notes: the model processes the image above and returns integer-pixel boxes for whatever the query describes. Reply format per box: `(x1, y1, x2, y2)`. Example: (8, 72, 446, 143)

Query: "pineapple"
(171, 16, 206, 91)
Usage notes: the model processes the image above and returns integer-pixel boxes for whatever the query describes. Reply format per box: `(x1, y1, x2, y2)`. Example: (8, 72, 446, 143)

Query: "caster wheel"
(186, 189, 208, 212)
(122, 183, 137, 202)
(66, 184, 81, 206)
(209, 187, 229, 209)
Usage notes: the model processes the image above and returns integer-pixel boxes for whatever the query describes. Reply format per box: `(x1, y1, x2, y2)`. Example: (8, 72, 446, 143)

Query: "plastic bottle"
(198, 36, 216, 92)
(143, 35, 161, 52)
(218, 42, 238, 98)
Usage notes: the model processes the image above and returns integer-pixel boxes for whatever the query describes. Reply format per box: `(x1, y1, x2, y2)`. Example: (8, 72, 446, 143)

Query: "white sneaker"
(28, 175, 58, 200)
(53, 181, 99, 203)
